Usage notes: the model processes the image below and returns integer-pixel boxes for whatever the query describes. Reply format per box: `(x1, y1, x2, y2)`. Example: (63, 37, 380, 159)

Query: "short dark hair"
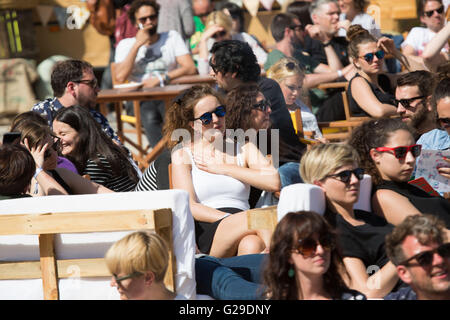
(270, 13, 296, 42)
(396, 70, 437, 98)
(128, 0, 160, 25)
(417, 0, 443, 16)
(0, 144, 35, 195)
(51, 59, 93, 97)
(386, 214, 446, 266)
(432, 77, 450, 122)
(286, 1, 313, 26)
(210, 40, 260, 82)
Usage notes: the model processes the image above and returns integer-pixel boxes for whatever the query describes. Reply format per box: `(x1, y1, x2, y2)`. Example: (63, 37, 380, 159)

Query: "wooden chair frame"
(0, 208, 176, 300)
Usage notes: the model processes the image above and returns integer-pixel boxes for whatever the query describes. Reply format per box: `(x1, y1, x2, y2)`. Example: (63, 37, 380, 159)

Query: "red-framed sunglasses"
(375, 144, 422, 159)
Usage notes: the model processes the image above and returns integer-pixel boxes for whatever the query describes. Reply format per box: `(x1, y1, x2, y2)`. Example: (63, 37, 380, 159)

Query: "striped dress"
(82, 155, 137, 192)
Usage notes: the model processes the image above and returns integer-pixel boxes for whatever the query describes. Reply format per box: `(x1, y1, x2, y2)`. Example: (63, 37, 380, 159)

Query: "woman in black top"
(300, 143, 399, 298)
(346, 25, 397, 118)
(348, 118, 450, 229)
(53, 106, 139, 192)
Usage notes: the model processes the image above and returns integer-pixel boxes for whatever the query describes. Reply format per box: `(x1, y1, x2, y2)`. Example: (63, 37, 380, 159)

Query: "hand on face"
(22, 138, 47, 169)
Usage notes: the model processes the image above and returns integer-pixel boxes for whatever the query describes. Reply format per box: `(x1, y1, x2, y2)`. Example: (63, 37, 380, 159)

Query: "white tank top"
(188, 144, 250, 211)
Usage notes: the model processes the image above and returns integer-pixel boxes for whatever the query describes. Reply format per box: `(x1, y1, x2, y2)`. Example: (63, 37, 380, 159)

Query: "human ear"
(313, 179, 326, 193)
(396, 265, 413, 285)
(144, 271, 155, 286)
(369, 148, 380, 164)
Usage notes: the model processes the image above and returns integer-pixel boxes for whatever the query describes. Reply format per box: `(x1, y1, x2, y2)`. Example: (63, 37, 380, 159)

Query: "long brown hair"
(262, 211, 350, 300)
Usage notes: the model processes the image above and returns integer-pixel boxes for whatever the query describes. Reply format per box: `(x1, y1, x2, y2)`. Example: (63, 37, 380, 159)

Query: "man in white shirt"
(114, 0, 196, 147)
(402, 0, 448, 57)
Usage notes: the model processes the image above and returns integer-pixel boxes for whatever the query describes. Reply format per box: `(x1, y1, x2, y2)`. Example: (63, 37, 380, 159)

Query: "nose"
(315, 243, 325, 255)
(266, 106, 272, 114)
(397, 102, 406, 114)
(404, 149, 417, 163)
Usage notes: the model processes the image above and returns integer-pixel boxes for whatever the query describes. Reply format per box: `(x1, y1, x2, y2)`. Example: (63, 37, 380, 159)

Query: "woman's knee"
(237, 234, 265, 255)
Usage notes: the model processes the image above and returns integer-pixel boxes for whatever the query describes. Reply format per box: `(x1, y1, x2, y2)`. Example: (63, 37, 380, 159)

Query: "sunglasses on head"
(438, 117, 450, 128)
(360, 50, 385, 63)
(253, 99, 271, 112)
(212, 30, 227, 39)
(325, 168, 365, 183)
(375, 144, 422, 160)
(44, 138, 60, 159)
(424, 5, 444, 17)
(400, 242, 450, 268)
(194, 105, 226, 125)
(394, 95, 425, 109)
(138, 14, 158, 24)
(293, 235, 334, 258)
(113, 271, 143, 286)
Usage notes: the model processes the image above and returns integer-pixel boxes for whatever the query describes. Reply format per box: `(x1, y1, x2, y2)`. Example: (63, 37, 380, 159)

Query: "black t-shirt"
(374, 180, 450, 228)
(326, 209, 394, 269)
(301, 35, 350, 66)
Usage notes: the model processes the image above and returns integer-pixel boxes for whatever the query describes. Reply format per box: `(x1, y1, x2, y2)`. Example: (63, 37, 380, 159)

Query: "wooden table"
(96, 84, 194, 169)
(170, 74, 215, 85)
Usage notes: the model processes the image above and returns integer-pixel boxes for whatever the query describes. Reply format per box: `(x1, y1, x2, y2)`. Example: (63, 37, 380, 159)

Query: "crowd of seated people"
(1, 0, 449, 302)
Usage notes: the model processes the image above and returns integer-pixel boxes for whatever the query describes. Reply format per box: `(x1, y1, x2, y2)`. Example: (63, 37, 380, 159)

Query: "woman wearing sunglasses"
(300, 143, 401, 298)
(165, 85, 281, 258)
(105, 231, 186, 300)
(12, 119, 113, 196)
(346, 25, 398, 118)
(348, 118, 450, 230)
(263, 211, 366, 300)
(196, 11, 267, 75)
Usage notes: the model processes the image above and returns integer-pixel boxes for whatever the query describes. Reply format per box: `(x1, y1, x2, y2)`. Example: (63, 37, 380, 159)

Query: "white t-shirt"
(401, 26, 449, 56)
(115, 30, 189, 82)
(338, 13, 381, 38)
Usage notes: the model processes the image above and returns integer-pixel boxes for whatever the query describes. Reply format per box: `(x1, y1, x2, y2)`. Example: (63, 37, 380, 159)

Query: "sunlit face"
(420, 0, 445, 33)
(317, 163, 361, 208)
(52, 120, 80, 156)
(191, 95, 226, 138)
(289, 233, 331, 278)
(135, 5, 158, 34)
(395, 85, 429, 126)
(313, 2, 340, 35)
(398, 236, 450, 299)
(371, 129, 416, 182)
(74, 69, 99, 109)
(436, 96, 450, 135)
(338, 0, 354, 15)
(280, 74, 304, 106)
(355, 41, 384, 74)
(250, 92, 272, 130)
(110, 272, 147, 300)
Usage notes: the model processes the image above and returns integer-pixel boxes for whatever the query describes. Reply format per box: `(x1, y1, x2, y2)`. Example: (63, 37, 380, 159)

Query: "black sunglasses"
(438, 117, 450, 128)
(73, 78, 98, 89)
(197, 11, 212, 18)
(293, 235, 335, 258)
(194, 105, 226, 125)
(360, 50, 385, 63)
(325, 168, 364, 183)
(400, 243, 450, 268)
(138, 14, 158, 24)
(394, 95, 425, 109)
(253, 100, 271, 112)
(44, 138, 60, 159)
(212, 30, 227, 39)
(424, 5, 444, 17)
(375, 144, 422, 160)
(113, 271, 143, 286)
(209, 59, 219, 73)
(286, 62, 297, 70)
(290, 24, 304, 31)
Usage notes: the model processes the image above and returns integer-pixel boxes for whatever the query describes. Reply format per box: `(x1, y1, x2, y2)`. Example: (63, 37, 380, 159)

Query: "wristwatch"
(323, 41, 332, 47)
(163, 73, 171, 85)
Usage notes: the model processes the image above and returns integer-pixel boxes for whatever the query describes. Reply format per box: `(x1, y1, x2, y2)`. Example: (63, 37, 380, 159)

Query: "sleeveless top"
(374, 180, 450, 228)
(347, 73, 395, 117)
(187, 144, 250, 211)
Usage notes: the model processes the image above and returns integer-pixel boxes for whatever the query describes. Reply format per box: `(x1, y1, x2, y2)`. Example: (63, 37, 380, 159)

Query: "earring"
(288, 267, 295, 278)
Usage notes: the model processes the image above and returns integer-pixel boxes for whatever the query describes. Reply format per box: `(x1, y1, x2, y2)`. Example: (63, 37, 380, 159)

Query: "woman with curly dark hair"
(263, 211, 365, 300)
(53, 106, 139, 192)
(164, 84, 280, 257)
(347, 118, 450, 230)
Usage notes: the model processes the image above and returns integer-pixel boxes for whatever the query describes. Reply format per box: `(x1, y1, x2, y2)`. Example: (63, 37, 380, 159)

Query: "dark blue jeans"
(278, 162, 302, 188)
(195, 254, 268, 300)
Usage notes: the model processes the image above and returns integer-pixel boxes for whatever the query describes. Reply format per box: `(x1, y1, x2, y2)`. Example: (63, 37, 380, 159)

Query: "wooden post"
(39, 234, 59, 300)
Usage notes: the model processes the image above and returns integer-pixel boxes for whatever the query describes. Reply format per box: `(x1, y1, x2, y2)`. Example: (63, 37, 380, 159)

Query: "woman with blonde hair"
(166, 85, 280, 257)
(105, 231, 184, 300)
(266, 57, 325, 141)
(197, 10, 267, 75)
(299, 143, 402, 298)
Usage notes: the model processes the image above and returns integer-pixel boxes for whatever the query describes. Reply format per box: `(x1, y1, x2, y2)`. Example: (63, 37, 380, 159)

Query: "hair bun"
(346, 24, 370, 42)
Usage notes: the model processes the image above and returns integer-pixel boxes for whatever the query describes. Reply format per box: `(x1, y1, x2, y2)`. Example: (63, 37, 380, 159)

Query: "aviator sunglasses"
(399, 242, 450, 268)
(375, 144, 422, 160)
(424, 5, 444, 17)
(360, 50, 385, 63)
(325, 168, 365, 183)
(194, 105, 226, 125)
(293, 235, 335, 258)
